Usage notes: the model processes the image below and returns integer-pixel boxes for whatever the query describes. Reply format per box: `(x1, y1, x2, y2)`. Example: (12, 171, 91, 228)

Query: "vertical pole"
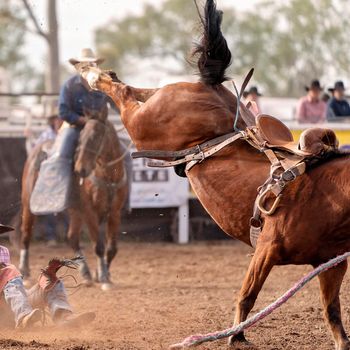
(178, 201, 189, 244)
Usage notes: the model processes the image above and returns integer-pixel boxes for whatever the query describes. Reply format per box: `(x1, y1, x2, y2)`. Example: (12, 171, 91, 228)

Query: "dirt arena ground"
(1, 240, 349, 350)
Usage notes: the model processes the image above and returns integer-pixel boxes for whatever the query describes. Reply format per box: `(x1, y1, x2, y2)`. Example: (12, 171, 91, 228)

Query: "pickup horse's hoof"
(101, 282, 114, 291)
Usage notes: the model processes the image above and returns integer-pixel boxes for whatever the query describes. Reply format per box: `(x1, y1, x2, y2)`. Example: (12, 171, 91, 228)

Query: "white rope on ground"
(170, 251, 350, 349)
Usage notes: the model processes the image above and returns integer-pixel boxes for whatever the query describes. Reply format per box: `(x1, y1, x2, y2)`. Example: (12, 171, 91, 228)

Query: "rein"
(79, 122, 131, 168)
(105, 139, 133, 168)
(88, 170, 127, 190)
(78, 121, 129, 197)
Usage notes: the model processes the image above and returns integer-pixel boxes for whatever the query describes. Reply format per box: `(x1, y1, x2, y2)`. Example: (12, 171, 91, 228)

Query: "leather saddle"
(255, 114, 339, 157)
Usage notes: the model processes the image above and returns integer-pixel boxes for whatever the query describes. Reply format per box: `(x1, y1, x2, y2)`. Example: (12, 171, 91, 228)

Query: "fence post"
(178, 201, 189, 244)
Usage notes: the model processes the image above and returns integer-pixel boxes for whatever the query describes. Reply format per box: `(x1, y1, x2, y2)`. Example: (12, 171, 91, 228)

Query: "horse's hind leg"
(317, 260, 349, 350)
(67, 208, 93, 285)
(228, 245, 275, 348)
(19, 205, 35, 278)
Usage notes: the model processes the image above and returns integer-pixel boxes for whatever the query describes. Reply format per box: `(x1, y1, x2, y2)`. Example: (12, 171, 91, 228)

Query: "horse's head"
(77, 64, 118, 97)
(74, 119, 107, 178)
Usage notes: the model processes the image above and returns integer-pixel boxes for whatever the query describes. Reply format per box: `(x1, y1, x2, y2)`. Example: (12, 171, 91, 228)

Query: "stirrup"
(257, 186, 281, 215)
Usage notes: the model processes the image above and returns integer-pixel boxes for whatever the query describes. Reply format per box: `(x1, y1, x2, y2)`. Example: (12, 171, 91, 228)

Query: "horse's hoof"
(101, 282, 114, 291)
(228, 335, 257, 349)
(82, 279, 94, 287)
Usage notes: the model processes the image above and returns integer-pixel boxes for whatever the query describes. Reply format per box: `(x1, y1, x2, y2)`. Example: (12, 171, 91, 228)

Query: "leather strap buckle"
(282, 168, 297, 182)
(196, 145, 205, 162)
(250, 217, 262, 228)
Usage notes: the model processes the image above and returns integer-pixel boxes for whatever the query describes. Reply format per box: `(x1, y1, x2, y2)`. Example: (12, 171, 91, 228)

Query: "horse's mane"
(192, 0, 232, 85)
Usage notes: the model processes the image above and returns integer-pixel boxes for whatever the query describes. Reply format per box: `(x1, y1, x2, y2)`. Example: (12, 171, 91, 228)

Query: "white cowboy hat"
(69, 48, 104, 66)
(0, 224, 14, 234)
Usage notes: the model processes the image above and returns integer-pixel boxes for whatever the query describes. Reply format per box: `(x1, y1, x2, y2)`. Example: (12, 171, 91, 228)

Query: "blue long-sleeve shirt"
(326, 97, 350, 119)
(58, 74, 115, 124)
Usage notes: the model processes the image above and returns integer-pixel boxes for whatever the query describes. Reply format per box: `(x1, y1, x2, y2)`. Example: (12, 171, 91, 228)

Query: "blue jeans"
(3, 277, 72, 326)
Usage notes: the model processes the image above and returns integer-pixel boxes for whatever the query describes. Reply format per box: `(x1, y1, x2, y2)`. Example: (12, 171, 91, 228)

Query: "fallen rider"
(0, 230, 95, 328)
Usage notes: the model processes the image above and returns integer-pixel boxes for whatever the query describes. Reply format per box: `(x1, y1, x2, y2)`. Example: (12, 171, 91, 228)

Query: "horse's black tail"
(192, 0, 232, 86)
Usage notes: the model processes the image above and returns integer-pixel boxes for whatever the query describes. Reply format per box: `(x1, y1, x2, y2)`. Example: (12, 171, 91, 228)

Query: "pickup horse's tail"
(193, 0, 232, 85)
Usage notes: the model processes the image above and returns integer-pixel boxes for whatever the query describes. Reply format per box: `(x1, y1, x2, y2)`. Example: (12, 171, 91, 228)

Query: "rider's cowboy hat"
(69, 48, 104, 66)
(0, 224, 14, 234)
(328, 81, 346, 92)
(305, 79, 323, 92)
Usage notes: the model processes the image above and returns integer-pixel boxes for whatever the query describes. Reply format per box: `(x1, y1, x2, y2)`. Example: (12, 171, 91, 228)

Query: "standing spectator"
(244, 86, 262, 116)
(326, 81, 350, 119)
(296, 80, 326, 123)
(35, 114, 62, 146)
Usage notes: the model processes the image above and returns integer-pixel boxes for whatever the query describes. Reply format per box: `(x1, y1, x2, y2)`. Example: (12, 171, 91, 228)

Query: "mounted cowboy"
(59, 48, 112, 141)
(20, 49, 130, 290)
(30, 48, 132, 214)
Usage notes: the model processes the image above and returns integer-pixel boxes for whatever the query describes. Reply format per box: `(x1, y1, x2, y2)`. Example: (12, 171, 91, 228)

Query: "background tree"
(95, 0, 350, 97)
(21, 0, 60, 93)
(0, 0, 59, 93)
(0, 1, 31, 89)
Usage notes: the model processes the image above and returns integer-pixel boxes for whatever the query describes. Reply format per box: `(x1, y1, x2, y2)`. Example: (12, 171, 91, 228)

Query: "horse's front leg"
(317, 260, 350, 350)
(105, 215, 119, 274)
(229, 244, 276, 348)
(67, 208, 93, 285)
(19, 205, 36, 280)
(84, 207, 110, 290)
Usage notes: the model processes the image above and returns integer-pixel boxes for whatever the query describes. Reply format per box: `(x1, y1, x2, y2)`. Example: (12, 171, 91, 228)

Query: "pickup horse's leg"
(84, 207, 110, 289)
(106, 203, 123, 272)
(19, 205, 35, 278)
(229, 245, 276, 347)
(67, 208, 93, 285)
(317, 260, 349, 350)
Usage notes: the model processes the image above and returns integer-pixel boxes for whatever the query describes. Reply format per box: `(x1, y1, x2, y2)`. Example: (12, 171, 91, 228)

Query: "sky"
(25, 0, 259, 72)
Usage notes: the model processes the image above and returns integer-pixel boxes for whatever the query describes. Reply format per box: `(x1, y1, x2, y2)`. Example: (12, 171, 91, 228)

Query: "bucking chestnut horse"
(19, 112, 128, 290)
(78, 0, 350, 348)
